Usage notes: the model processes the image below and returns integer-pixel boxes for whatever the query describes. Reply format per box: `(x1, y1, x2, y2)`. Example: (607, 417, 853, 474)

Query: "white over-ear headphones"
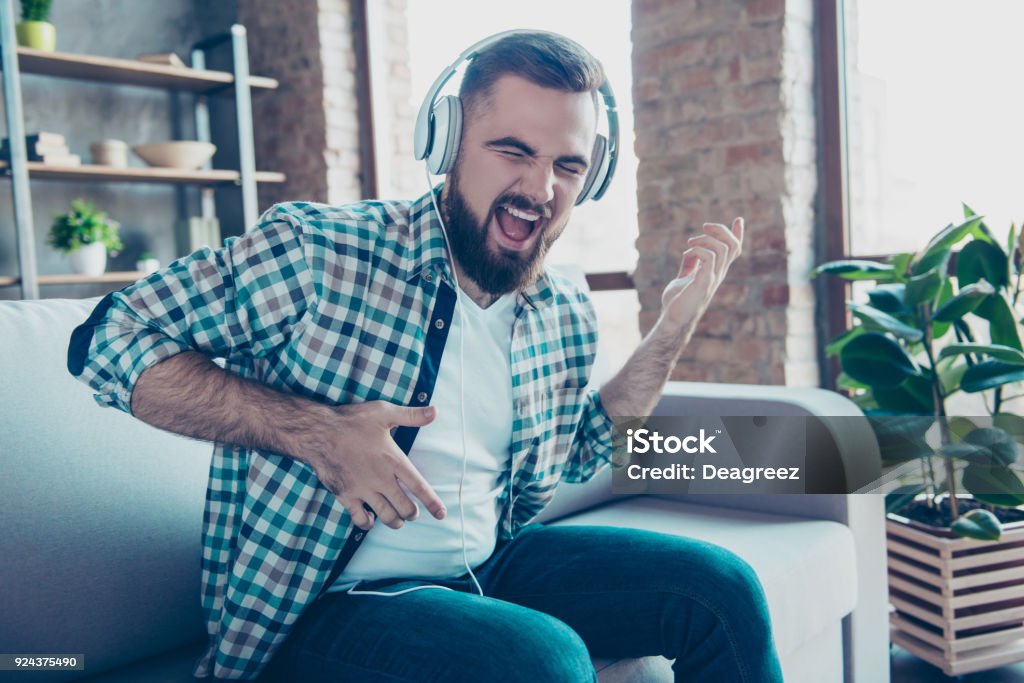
(413, 29, 619, 205)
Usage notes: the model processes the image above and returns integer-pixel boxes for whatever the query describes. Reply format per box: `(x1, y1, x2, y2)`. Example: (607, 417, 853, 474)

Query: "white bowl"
(132, 141, 216, 170)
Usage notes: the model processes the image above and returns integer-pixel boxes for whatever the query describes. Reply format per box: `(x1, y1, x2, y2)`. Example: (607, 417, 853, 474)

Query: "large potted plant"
(47, 198, 122, 276)
(814, 205, 1024, 676)
(15, 0, 55, 52)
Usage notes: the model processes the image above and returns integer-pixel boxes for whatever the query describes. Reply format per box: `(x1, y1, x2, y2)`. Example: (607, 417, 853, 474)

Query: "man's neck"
(452, 261, 503, 309)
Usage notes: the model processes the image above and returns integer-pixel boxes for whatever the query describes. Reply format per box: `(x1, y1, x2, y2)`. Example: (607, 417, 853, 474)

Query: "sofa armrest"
(651, 378, 884, 507)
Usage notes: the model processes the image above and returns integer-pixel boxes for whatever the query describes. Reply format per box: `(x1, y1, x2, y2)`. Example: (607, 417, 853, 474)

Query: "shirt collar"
(404, 187, 557, 310)
(404, 189, 452, 284)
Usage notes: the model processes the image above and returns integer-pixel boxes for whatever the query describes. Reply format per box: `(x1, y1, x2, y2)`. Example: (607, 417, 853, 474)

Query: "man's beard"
(441, 170, 555, 296)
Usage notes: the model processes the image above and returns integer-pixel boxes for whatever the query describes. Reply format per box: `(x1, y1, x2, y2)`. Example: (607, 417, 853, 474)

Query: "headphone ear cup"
(426, 95, 463, 175)
(576, 134, 609, 205)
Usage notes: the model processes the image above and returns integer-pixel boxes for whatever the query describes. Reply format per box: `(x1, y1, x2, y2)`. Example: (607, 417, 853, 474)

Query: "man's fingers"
(677, 249, 701, 279)
(366, 493, 404, 529)
(686, 245, 717, 278)
(350, 501, 374, 530)
(698, 222, 741, 260)
(396, 459, 447, 520)
(386, 404, 436, 429)
(687, 234, 728, 272)
(732, 217, 744, 245)
(384, 480, 420, 521)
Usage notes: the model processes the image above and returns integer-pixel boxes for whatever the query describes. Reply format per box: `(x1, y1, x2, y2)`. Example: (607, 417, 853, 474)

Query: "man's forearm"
(598, 320, 691, 419)
(131, 351, 331, 466)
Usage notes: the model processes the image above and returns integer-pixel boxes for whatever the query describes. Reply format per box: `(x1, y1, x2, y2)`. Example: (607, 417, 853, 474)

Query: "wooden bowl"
(132, 141, 216, 170)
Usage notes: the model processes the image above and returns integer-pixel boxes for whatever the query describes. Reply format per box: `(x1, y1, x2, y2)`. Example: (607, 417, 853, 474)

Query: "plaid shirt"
(67, 191, 617, 680)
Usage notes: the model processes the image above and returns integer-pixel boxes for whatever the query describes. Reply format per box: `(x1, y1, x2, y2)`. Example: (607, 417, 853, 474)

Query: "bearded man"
(69, 31, 781, 683)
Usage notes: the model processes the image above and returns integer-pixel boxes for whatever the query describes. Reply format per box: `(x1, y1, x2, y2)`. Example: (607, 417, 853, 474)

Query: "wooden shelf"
(8, 46, 278, 92)
(0, 161, 285, 185)
(0, 271, 148, 287)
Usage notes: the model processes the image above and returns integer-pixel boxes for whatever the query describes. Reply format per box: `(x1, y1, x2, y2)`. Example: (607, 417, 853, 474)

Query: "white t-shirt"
(328, 290, 517, 592)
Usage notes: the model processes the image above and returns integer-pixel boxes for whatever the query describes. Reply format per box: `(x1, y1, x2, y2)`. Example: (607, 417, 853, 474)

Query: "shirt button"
(423, 271, 434, 283)
(416, 391, 428, 403)
(434, 318, 446, 330)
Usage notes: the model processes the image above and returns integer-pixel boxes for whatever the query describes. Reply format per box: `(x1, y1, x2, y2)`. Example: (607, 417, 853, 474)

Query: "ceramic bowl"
(132, 141, 216, 170)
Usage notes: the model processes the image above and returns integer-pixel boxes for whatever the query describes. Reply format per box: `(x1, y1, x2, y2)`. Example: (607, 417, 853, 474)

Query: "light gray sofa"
(0, 296, 891, 682)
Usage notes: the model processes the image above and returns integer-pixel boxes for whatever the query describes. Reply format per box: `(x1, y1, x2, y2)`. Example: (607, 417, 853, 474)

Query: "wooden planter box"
(887, 516, 1024, 676)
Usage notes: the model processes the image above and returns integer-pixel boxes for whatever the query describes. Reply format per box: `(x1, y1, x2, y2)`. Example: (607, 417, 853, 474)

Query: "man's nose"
(518, 160, 555, 208)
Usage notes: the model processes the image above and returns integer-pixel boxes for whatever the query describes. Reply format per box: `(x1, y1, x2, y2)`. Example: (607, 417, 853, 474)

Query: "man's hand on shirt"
(658, 217, 744, 337)
(130, 353, 446, 532)
(311, 401, 447, 531)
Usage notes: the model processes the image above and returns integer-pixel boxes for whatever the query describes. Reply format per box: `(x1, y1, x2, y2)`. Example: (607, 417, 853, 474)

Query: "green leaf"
(836, 372, 871, 392)
(889, 252, 914, 277)
(950, 508, 1002, 541)
(812, 260, 898, 281)
(848, 303, 924, 341)
(870, 415, 935, 461)
(867, 284, 908, 314)
(958, 240, 1009, 290)
(938, 343, 1024, 365)
(961, 361, 1024, 393)
(948, 417, 978, 442)
(904, 270, 943, 307)
(963, 427, 1019, 465)
(931, 279, 955, 340)
(982, 296, 1023, 351)
(937, 360, 967, 396)
(932, 280, 996, 322)
(962, 464, 1024, 507)
(962, 203, 998, 245)
(941, 428, 1018, 466)
(873, 374, 935, 414)
(885, 483, 927, 514)
(840, 333, 920, 389)
(994, 414, 1024, 445)
(912, 215, 985, 275)
(826, 326, 866, 357)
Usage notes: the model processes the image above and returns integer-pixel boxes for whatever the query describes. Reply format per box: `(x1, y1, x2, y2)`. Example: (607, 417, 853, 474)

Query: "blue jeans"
(257, 523, 784, 682)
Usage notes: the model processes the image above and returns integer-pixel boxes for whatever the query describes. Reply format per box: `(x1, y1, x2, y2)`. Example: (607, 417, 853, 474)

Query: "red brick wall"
(239, 0, 329, 207)
(240, 0, 418, 207)
(632, 0, 819, 386)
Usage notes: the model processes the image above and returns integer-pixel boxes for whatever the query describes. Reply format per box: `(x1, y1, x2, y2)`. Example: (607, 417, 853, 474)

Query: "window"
(820, 0, 1023, 406)
(844, 0, 1023, 256)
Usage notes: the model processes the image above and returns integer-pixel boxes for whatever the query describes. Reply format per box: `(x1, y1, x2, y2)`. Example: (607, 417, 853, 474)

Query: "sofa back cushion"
(0, 298, 209, 679)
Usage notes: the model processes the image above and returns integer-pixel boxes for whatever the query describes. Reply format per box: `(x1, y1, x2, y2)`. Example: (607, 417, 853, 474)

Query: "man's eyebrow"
(485, 136, 590, 169)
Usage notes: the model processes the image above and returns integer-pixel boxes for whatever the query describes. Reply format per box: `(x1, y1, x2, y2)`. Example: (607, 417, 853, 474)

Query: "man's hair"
(459, 31, 605, 117)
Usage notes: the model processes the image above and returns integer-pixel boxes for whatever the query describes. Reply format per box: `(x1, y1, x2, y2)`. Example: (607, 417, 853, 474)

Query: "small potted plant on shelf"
(814, 205, 1024, 676)
(135, 250, 160, 275)
(47, 198, 122, 277)
(15, 0, 55, 52)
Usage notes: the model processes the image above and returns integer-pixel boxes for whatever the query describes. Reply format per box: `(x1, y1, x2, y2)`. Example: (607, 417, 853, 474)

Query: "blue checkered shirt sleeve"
(70, 205, 317, 415)
(562, 388, 619, 483)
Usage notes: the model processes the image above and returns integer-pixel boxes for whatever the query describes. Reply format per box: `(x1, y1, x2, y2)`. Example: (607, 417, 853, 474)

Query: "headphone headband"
(413, 30, 619, 204)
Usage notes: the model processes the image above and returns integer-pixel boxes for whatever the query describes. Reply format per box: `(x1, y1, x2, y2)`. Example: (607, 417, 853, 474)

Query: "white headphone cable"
(346, 171, 483, 599)
(428, 170, 485, 598)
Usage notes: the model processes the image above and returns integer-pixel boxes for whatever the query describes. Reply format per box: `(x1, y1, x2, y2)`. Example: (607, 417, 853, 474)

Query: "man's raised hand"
(659, 217, 744, 334)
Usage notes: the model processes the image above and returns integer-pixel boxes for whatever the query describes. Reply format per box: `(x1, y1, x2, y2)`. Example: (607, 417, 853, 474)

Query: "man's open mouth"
(494, 204, 545, 250)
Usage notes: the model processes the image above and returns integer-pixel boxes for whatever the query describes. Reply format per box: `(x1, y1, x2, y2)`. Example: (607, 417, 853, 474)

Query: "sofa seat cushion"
(548, 496, 858, 661)
(77, 642, 205, 682)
